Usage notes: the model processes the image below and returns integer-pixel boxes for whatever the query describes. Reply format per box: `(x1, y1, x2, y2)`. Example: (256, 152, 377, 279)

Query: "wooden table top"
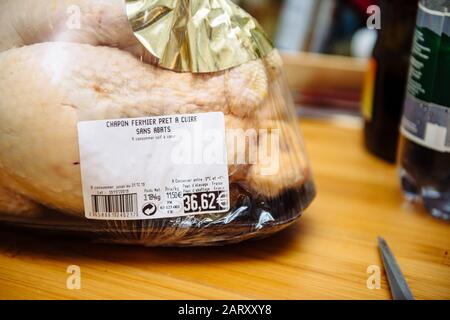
(0, 119, 448, 300)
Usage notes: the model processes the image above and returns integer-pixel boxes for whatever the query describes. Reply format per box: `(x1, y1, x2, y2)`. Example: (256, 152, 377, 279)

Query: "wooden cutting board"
(0, 119, 448, 300)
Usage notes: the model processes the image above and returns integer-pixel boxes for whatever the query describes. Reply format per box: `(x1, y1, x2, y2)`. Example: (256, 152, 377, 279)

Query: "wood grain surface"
(0, 119, 448, 300)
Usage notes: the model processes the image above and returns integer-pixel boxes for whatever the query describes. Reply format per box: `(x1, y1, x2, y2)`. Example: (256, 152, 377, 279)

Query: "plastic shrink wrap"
(0, 0, 315, 246)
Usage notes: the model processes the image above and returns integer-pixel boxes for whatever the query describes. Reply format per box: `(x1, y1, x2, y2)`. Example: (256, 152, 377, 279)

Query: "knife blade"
(377, 236, 415, 300)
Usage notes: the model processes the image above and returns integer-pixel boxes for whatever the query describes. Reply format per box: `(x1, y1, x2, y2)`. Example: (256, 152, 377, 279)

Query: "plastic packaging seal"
(126, 0, 274, 73)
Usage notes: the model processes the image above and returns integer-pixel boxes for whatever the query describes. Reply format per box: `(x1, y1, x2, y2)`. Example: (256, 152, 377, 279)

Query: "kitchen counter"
(0, 119, 448, 300)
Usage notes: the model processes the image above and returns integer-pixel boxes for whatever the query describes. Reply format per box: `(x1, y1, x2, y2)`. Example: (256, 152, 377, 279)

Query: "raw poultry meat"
(0, 0, 136, 51)
(0, 186, 45, 218)
(0, 42, 306, 215)
(0, 0, 309, 220)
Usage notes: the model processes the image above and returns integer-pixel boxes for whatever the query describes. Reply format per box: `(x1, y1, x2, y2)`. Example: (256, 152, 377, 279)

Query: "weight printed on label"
(77, 112, 230, 220)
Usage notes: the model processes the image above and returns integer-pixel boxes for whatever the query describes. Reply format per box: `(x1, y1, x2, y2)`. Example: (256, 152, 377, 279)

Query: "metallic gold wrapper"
(126, 0, 274, 73)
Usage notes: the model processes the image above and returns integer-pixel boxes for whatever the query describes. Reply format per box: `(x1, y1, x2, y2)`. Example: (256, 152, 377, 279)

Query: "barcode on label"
(91, 193, 137, 214)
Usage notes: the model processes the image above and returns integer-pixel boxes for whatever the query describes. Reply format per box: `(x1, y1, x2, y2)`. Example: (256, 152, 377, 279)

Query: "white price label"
(77, 112, 230, 220)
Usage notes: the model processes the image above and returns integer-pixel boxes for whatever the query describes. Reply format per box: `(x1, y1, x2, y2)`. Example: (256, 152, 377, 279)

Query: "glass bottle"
(399, 0, 450, 220)
(362, 0, 418, 163)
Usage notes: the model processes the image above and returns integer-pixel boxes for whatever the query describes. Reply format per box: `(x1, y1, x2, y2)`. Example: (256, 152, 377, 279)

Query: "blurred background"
(234, 0, 378, 117)
(236, 0, 450, 220)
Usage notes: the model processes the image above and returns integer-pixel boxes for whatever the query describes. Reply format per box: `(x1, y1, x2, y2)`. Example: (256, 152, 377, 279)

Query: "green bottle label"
(401, 3, 450, 153)
(407, 3, 450, 107)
